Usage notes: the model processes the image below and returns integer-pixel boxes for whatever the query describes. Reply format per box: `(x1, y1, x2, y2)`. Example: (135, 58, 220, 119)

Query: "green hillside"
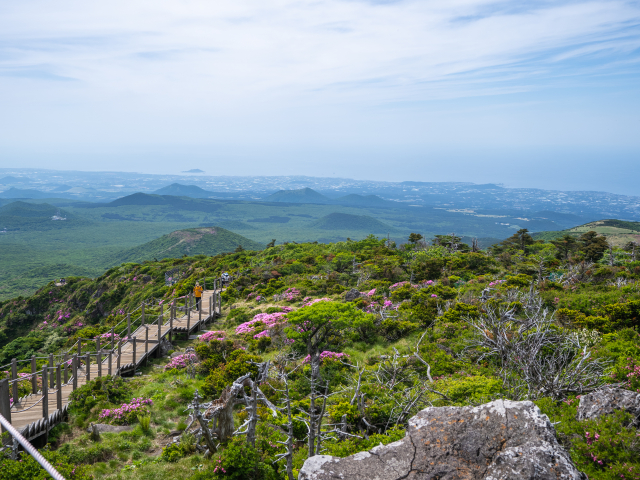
(334, 194, 393, 207)
(152, 183, 216, 198)
(0, 201, 85, 230)
(534, 218, 640, 245)
(265, 187, 331, 204)
(2, 233, 640, 479)
(313, 212, 393, 231)
(114, 227, 264, 263)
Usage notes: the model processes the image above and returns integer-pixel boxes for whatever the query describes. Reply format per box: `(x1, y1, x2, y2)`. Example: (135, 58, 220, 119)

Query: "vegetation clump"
(2, 230, 640, 478)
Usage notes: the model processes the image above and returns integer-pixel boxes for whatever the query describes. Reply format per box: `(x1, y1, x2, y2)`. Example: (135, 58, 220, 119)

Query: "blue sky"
(1, 0, 639, 194)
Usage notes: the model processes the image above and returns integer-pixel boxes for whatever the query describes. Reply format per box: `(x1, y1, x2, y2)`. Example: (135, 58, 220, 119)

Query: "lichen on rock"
(299, 399, 586, 480)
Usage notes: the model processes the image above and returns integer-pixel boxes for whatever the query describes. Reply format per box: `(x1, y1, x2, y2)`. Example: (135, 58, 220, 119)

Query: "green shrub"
(191, 438, 277, 480)
(441, 375, 501, 404)
(161, 438, 195, 462)
(380, 318, 417, 341)
(504, 274, 533, 288)
(324, 426, 405, 458)
(202, 350, 261, 397)
(138, 414, 151, 433)
(537, 397, 640, 479)
(0, 447, 92, 480)
(69, 375, 132, 417)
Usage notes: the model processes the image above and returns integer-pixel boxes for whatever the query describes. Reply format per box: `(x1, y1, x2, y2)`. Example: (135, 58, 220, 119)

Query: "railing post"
(31, 355, 37, 394)
(117, 340, 122, 375)
(110, 327, 115, 351)
(63, 353, 69, 384)
(157, 307, 162, 342)
(108, 350, 112, 377)
(0, 379, 11, 432)
(199, 299, 202, 329)
(96, 336, 102, 378)
(141, 303, 145, 327)
(42, 368, 48, 418)
(72, 355, 78, 391)
(11, 358, 18, 406)
(56, 365, 62, 411)
(145, 326, 149, 356)
(187, 300, 191, 336)
(78, 341, 82, 357)
(127, 314, 131, 337)
(169, 301, 174, 344)
(86, 354, 90, 382)
(132, 339, 137, 373)
(49, 354, 54, 388)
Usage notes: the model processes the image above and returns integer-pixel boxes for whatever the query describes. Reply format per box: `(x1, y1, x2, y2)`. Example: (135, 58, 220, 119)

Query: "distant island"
(182, 169, 205, 173)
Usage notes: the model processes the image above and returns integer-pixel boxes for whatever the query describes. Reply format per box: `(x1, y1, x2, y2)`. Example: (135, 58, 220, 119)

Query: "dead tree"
(562, 261, 594, 287)
(268, 353, 303, 480)
(465, 300, 609, 400)
(183, 363, 276, 455)
(235, 361, 277, 447)
(608, 242, 616, 267)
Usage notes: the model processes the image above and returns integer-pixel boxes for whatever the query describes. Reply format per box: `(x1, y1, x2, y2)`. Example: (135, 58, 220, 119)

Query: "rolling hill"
(152, 183, 217, 198)
(333, 194, 394, 207)
(312, 212, 394, 231)
(265, 188, 331, 204)
(533, 219, 640, 245)
(0, 201, 85, 230)
(0, 187, 55, 199)
(113, 227, 264, 263)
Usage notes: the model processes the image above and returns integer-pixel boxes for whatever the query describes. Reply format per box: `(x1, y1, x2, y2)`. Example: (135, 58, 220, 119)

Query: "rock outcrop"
(576, 387, 640, 425)
(299, 399, 585, 480)
(344, 289, 361, 302)
(87, 423, 134, 434)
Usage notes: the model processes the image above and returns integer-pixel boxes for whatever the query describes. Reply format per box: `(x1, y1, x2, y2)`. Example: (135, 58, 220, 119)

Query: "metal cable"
(0, 412, 67, 480)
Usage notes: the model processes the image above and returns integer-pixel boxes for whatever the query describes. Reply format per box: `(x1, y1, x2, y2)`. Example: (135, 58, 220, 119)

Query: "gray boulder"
(299, 399, 585, 480)
(345, 289, 361, 302)
(87, 423, 134, 434)
(576, 387, 640, 425)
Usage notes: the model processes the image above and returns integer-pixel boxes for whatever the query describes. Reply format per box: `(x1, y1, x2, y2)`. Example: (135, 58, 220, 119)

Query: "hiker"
(194, 282, 203, 310)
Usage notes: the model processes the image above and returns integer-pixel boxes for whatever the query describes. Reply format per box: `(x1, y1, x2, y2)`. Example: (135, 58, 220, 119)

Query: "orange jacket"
(194, 285, 203, 298)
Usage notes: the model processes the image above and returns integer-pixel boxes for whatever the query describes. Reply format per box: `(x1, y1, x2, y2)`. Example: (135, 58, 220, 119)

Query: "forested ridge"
(2, 229, 640, 479)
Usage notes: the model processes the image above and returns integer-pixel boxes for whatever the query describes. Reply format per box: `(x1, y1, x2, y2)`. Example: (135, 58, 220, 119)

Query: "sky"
(1, 0, 639, 194)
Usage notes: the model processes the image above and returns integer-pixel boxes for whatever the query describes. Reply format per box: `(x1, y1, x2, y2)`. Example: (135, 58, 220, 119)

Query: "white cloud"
(2, 0, 638, 102)
(0, 0, 639, 159)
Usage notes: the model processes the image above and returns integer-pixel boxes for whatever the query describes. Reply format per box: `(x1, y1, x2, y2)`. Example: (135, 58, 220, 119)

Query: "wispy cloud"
(0, 0, 639, 178)
(1, 0, 637, 102)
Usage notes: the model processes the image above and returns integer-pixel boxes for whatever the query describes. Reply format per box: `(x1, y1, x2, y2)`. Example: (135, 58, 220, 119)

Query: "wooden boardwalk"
(3, 289, 221, 440)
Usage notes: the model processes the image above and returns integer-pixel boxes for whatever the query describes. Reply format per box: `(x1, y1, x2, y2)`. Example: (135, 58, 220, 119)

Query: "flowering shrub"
(273, 288, 300, 302)
(99, 397, 153, 425)
(390, 281, 422, 291)
(56, 310, 71, 321)
(303, 351, 350, 364)
(1, 372, 35, 403)
(95, 332, 121, 343)
(200, 331, 226, 342)
(164, 353, 197, 371)
(302, 297, 331, 307)
(235, 312, 287, 336)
